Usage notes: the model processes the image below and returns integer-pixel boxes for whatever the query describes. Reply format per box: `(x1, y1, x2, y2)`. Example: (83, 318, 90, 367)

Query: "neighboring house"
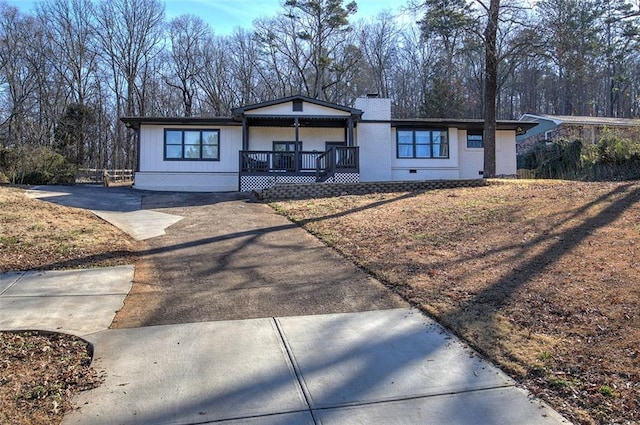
(517, 113, 640, 155)
(121, 95, 536, 192)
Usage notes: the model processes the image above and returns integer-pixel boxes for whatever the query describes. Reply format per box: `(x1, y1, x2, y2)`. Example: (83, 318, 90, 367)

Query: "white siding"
(135, 124, 241, 192)
(247, 127, 344, 151)
(496, 130, 517, 175)
(390, 128, 461, 180)
(139, 125, 242, 173)
(459, 129, 485, 179)
(458, 129, 517, 178)
(245, 102, 350, 116)
(134, 172, 238, 192)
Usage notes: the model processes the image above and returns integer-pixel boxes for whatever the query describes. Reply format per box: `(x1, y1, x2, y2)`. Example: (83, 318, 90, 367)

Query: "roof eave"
(391, 119, 538, 132)
(120, 117, 238, 130)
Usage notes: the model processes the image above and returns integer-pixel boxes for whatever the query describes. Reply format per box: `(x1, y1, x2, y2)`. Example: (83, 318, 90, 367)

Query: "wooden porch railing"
(240, 146, 359, 181)
(316, 147, 359, 181)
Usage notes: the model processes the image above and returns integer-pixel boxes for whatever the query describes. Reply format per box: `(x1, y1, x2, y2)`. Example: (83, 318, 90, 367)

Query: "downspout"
(239, 116, 249, 192)
(135, 127, 141, 173)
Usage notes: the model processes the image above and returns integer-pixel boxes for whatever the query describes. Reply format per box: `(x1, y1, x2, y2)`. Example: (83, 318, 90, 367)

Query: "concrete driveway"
(0, 266, 133, 336)
(17, 185, 569, 425)
(114, 189, 407, 327)
(26, 185, 405, 326)
(27, 185, 183, 240)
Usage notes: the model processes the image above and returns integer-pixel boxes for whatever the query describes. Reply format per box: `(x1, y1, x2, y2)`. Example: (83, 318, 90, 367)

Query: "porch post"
(347, 116, 355, 146)
(294, 117, 300, 172)
(242, 117, 249, 150)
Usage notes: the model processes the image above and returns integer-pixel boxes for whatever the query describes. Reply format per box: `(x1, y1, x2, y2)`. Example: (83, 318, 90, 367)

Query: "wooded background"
(1, 0, 639, 176)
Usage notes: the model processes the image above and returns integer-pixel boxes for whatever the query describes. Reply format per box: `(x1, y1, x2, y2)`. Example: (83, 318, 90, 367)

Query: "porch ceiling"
(245, 115, 356, 128)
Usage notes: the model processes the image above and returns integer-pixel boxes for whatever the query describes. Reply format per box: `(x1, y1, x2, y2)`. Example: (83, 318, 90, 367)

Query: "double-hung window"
(164, 129, 220, 160)
(397, 129, 449, 158)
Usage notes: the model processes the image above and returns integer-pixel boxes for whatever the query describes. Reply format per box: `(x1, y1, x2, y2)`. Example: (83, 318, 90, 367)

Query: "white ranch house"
(121, 95, 536, 192)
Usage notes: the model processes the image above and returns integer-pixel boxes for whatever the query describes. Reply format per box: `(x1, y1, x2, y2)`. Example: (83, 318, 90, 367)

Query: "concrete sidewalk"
(63, 309, 568, 425)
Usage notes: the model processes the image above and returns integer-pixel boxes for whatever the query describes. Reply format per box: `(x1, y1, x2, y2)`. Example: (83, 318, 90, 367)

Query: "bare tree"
(392, 26, 439, 118)
(357, 13, 399, 98)
(0, 5, 41, 146)
(37, 0, 98, 106)
(254, 0, 358, 100)
(94, 0, 164, 168)
(36, 0, 101, 166)
(164, 15, 211, 116)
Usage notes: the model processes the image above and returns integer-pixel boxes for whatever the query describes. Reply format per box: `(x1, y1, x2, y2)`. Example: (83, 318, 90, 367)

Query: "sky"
(5, 0, 406, 35)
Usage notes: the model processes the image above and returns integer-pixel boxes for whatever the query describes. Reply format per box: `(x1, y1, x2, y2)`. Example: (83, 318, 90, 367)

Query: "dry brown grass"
(272, 180, 640, 425)
(0, 186, 136, 272)
(0, 186, 137, 424)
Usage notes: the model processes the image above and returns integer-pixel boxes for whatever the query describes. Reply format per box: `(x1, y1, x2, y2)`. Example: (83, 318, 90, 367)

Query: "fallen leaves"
(0, 186, 135, 424)
(0, 331, 103, 425)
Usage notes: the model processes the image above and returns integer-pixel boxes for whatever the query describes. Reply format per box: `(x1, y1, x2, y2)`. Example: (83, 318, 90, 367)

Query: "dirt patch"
(0, 186, 137, 423)
(110, 248, 167, 329)
(272, 180, 640, 425)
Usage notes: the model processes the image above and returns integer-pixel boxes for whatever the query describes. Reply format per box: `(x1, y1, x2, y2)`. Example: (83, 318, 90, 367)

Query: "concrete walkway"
(0, 266, 133, 336)
(5, 186, 571, 424)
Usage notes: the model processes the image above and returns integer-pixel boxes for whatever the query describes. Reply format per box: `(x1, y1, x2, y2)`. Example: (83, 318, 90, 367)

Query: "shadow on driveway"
(26, 185, 408, 326)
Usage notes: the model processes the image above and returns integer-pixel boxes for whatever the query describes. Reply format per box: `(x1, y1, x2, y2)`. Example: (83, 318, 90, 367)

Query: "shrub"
(519, 128, 640, 181)
(519, 139, 583, 179)
(0, 145, 76, 185)
(594, 128, 640, 165)
(583, 128, 640, 181)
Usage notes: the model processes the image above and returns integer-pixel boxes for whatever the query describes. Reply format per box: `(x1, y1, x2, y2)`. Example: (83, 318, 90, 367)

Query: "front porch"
(239, 146, 360, 192)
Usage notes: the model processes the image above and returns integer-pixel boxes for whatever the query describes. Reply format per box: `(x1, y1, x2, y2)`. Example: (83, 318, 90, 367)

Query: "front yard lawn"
(272, 180, 640, 425)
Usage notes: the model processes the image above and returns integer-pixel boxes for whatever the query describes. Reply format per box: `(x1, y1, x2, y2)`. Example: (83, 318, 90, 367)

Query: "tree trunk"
(483, 0, 500, 178)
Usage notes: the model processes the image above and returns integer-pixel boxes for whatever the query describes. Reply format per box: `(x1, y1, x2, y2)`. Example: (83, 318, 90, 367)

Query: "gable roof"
(231, 95, 363, 118)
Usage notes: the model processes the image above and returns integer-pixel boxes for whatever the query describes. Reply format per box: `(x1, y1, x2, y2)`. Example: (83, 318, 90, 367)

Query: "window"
(467, 130, 483, 148)
(273, 141, 301, 171)
(397, 129, 449, 158)
(273, 141, 301, 152)
(164, 129, 220, 160)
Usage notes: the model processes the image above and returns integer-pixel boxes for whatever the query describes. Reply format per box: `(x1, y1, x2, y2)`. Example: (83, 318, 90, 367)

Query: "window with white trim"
(164, 129, 220, 160)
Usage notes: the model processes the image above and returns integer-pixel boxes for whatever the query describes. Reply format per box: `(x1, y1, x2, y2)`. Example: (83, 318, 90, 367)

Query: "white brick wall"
(354, 97, 391, 121)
